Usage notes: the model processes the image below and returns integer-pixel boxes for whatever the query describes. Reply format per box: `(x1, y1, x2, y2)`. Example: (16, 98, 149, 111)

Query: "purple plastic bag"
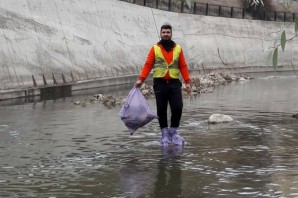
(120, 87, 158, 135)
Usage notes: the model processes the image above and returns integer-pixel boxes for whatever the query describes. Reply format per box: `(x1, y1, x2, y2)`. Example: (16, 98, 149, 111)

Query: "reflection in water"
(154, 146, 183, 198)
(118, 146, 184, 198)
(120, 158, 154, 198)
(0, 83, 132, 106)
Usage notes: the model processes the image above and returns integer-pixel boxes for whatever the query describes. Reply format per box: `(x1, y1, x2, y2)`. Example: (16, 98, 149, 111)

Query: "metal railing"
(119, 0, 298, 22)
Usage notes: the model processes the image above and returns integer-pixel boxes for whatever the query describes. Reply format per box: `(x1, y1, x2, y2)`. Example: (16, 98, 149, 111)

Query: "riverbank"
(72, 72, 252, 108)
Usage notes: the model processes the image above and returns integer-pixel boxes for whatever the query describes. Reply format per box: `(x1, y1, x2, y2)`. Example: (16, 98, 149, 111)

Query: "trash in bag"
(120, 87, 158, 135)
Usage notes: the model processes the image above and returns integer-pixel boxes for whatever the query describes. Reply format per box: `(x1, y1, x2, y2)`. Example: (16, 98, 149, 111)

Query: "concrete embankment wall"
(0, 0, 297, 92)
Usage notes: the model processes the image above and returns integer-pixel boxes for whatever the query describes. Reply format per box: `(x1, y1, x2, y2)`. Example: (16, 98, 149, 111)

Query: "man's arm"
(135, 47, 155, 87)
(178, 49, 191, 93)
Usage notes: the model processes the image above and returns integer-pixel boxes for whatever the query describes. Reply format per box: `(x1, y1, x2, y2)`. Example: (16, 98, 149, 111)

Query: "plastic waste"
(120, 87, 158, 135)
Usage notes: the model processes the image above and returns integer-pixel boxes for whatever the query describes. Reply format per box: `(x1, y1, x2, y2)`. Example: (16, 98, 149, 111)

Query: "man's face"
(160, 28, 172, 41)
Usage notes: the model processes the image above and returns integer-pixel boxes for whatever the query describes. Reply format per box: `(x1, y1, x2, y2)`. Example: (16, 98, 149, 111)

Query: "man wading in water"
(135, 24, 191, 146)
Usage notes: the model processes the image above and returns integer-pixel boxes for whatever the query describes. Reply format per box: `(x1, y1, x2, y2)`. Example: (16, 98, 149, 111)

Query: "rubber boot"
(160, 127, 171, 146)
(169, 127, 184, 146)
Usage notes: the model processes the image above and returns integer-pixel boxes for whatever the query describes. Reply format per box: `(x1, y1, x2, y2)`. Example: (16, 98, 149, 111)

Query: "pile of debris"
(73, 94, 125, 108)
(73, 72, 252, 108)
(187, 72, 251, 94)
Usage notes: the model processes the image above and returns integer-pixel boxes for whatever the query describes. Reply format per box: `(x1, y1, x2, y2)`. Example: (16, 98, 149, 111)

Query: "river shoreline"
(72, 72, 252, 108)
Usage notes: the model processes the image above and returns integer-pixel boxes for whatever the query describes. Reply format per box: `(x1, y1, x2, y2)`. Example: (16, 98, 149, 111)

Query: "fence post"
(181, 0, 184, 13)
(284, 12, 286, 22)
(156, 0, 158, 9)
(42, 74, 48, 86)
(194, 2, 196, 14)
(219, 5, 221, 17)
(32, 75, 37, 87)
(293, 13, 295, 21)
(231, 7, 233, 18)
(253, 9, 256, 20)
(274, 11, 277, 21)
(206, 3, 208, 16)
(169, 0, 171, 11)
(264, 10, 266, 21)
(70, 72, 75, 82)
(144, 0, 146, 6)
(62, 73, 66, 83)
(52, 73, 57, 85)
(242, 8, 245, 18)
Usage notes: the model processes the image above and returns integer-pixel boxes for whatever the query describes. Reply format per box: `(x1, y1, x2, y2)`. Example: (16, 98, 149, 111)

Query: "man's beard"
(158, 38, 175, 52)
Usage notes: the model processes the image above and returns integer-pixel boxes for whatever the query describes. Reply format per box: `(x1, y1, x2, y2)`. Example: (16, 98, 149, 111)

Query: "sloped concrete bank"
(0, 74, 140, 100)
(0, 0, 297, 100)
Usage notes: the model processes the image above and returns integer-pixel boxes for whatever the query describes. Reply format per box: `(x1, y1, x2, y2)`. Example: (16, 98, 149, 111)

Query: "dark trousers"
(153, 78, 183, 129)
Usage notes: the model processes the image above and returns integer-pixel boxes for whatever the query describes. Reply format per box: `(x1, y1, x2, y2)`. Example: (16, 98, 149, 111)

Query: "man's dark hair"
(160, 24, 172, 32)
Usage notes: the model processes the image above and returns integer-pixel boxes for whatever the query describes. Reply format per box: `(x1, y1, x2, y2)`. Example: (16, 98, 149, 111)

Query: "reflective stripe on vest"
(153, 44, 181, 79)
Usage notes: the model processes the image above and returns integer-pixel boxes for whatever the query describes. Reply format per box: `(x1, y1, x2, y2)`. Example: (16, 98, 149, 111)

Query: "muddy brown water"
(0, 73, 298, 198)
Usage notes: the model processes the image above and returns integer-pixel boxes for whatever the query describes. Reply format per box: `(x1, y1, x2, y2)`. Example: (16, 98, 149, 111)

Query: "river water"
(0, 73, 298, 198)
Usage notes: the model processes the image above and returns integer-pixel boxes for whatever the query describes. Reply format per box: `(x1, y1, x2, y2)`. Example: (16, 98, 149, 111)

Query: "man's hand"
(185, 83, 191, 93)
(134, 80, 143, 87)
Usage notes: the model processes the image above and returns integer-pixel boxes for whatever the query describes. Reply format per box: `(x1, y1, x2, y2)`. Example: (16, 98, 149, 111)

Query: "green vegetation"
(270, 20, 298, 70)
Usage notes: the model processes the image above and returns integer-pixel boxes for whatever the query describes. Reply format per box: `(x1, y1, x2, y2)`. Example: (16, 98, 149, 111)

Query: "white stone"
(73, 101, 81, 105)
(208, 114, 233, 124)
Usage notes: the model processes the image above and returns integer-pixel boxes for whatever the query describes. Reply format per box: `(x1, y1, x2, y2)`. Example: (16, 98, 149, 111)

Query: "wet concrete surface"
(0, 73, 298, 197)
